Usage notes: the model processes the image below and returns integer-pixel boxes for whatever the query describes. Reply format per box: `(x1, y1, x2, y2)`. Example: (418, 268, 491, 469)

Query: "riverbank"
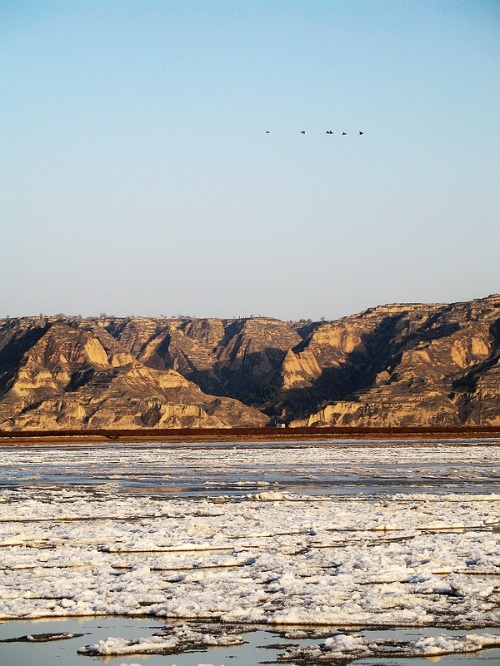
(1, 424, 499, 445)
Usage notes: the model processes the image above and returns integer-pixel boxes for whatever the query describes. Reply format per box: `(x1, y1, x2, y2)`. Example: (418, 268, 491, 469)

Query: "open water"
(0, 438, 498, 496)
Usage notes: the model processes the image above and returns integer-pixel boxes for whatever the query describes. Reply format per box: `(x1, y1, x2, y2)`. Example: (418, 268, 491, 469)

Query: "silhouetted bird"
(359, 131, 364, 135)
(342, 132, 347, 135)
(301, 130, 306, 134)
(265, 130, 270, 133)
(326, 130, 333, 134)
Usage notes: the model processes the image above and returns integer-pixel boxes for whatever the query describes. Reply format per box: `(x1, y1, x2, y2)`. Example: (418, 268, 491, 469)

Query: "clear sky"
(1, 0, 499, 321)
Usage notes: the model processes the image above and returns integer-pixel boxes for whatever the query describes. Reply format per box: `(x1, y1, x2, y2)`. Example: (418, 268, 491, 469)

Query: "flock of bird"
(265, 130, 364, 135)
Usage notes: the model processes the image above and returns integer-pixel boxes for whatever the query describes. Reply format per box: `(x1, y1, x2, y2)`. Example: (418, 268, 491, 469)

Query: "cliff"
(0, 318, 267, 430)
(275, 296, 500, 427)
(0, 295, 498, 430)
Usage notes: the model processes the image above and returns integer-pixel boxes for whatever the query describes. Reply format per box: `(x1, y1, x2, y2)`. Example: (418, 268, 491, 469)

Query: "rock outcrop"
(0, 318, 268, 430)
(276, 296, 500, 427)
(106, 316, 302, 402)
(0, 295, 498, 430)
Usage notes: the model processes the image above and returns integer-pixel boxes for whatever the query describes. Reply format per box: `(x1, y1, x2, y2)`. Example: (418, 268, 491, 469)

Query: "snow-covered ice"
(0, 487, 498, 624)
(78, 623, 243, 655)
(0, 440, 498, 663)
(280, 631, 500, 663)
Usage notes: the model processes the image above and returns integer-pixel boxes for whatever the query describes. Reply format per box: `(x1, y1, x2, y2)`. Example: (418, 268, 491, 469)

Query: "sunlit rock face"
(0, 295, 498, 430)
(278, 295, 500, 427)
(0, 318, 268, 430)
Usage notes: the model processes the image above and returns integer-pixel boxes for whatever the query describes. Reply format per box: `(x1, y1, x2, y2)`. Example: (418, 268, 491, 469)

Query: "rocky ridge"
(0, 318, 267, 430)
(0, 295, 498, 430)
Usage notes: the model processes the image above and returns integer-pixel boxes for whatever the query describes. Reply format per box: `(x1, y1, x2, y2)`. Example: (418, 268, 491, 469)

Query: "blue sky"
(1, 0, 499, 320)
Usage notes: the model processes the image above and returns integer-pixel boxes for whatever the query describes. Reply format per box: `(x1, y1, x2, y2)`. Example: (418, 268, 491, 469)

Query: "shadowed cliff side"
(106, 316, 302, 402)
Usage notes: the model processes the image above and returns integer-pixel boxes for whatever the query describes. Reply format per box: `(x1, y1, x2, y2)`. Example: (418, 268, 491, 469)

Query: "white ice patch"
(0, 486, 498, 625)
(413, 633, 500, 655)
(252, 490, 291, 500)
(78, 623, 243, 655)
(282, 632, 500, 662)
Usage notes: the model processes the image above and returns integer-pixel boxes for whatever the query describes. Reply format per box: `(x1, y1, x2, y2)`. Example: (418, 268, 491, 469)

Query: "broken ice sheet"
(0, 484, 498, 626)
(278, 632, 500, 663)
(0, 632, 83, 642)
(77, 623, 245, 655)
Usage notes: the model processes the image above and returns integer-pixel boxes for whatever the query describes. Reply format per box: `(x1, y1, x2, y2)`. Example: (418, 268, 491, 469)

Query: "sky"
(1, 0, 499, 321)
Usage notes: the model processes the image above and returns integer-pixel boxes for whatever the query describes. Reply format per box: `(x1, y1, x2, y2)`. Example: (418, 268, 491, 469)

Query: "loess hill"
(0, 295, 499, 431)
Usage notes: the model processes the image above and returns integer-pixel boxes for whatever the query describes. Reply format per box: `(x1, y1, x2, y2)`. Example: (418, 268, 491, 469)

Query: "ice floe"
(0, 631, 83, 642)
(78, 623, 243, 655)
(279, 631, 500, 663)
(0, 481, 498, 627)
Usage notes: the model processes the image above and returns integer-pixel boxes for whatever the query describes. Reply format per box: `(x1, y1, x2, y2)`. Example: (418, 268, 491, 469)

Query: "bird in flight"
(264, 130, 365, 136)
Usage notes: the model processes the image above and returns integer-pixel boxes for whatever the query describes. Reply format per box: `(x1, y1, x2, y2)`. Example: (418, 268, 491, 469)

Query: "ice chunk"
(79, 623, 243, 655)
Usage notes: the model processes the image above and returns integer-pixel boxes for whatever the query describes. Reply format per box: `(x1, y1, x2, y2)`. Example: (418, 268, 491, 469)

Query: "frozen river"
(0, 438, 498, 496)
(0, 439, 498, 666)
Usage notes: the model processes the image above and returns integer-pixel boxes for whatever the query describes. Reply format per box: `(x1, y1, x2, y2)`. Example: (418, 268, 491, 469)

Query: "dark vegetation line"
(0, 425, 499, 444)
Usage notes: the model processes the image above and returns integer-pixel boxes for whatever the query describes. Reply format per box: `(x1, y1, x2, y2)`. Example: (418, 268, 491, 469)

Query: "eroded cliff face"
(278, 297, 500, 427)
(106, 316, 302, 402)
(0, 318, 268, 430)
(0, 295, 498, 430)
